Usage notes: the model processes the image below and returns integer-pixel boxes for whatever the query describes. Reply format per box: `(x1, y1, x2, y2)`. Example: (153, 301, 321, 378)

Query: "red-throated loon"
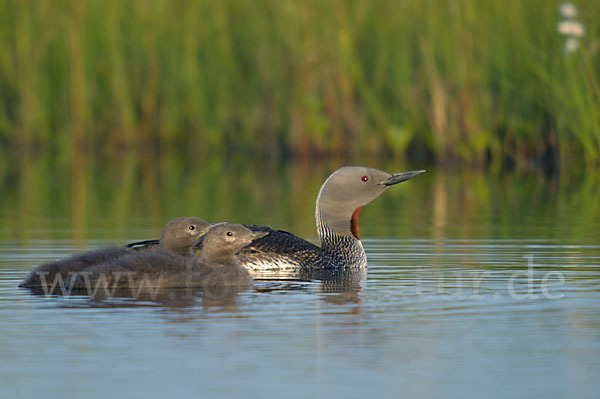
(66, 224, 267, 291)
(19, 217, 213, 288)
(239, 166, 425, 270)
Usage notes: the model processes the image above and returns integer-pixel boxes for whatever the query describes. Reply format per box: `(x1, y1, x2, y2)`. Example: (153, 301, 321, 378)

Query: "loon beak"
(251, 231, 268, 241)
(192, 236, 205, 252)
(381, 170, 426, 186)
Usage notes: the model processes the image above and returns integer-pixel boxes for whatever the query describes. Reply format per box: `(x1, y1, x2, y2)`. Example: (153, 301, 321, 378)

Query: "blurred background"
(0, 0, 599, 240)
(2, 4, 599, 397)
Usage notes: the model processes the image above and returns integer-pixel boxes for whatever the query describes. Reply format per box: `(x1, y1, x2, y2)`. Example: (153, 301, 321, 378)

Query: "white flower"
(564, 37, 579, 53)
(559, 3, 578, 18)
(557, 20, 585, 37)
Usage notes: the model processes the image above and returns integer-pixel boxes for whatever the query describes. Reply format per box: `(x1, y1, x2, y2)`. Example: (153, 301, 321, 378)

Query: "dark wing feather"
(239, 225, 331, 270)
(125, 239, 160, 250)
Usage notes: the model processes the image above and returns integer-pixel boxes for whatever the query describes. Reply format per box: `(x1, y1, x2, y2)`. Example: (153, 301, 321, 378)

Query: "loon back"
(124, 228, 333, 270)
(237, 225, 333, 270)
(125, 225, 364, 270)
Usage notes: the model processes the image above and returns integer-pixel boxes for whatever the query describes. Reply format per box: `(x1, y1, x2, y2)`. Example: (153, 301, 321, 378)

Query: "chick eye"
(226, 231, 233, 237)
(188, 225, 196, 231)
(361, 176, 369, 182)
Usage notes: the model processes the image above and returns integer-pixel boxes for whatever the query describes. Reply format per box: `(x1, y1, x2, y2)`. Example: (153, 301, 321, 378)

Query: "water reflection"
(17, 267, 367, 309)
(1, 152, 600, 397)
(1, 151, 599, 247)
(255, 268, 366, 306)
(20, 285, 250, 311)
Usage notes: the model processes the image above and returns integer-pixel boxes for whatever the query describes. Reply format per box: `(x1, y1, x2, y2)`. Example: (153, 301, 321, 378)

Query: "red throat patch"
(350, 207, 363, 240)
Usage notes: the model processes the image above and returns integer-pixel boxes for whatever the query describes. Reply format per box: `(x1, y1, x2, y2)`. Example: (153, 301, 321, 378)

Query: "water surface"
(1, 157, 599, 398)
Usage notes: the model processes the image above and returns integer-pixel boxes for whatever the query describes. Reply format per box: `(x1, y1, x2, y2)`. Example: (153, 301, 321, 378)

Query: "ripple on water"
(1, 238, 600, 397)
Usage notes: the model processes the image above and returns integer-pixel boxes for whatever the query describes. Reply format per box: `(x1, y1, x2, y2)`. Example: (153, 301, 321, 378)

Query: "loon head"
(192, 224, 268, 262)
(315, 166, 425, 240)
(160, 217, 213, 256)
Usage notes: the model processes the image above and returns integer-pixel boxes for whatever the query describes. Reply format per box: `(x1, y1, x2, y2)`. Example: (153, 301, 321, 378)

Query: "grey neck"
(316, 211, 367, 268)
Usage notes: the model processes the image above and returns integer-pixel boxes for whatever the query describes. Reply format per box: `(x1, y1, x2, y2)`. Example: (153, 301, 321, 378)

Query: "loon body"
(67, 224, 267, 291)
(238, 167, 425, 270)
(238, 225, 330, 270)
(19, 217, 211, 288)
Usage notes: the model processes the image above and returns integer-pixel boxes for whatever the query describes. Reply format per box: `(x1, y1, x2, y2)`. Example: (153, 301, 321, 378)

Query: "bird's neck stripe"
(350, 206, 363, 240)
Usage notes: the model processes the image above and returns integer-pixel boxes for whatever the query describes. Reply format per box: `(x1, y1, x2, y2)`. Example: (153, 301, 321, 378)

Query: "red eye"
(361, 176, 369, 182)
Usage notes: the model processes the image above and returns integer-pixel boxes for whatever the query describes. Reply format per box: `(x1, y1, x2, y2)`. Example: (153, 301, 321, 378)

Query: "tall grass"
(0, 0, 598, 167)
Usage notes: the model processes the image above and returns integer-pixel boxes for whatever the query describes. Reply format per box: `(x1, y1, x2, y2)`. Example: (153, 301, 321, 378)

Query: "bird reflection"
(22, 284, 249, 311)
(21, 267, 366, 309)
(254, 267, 366, 305)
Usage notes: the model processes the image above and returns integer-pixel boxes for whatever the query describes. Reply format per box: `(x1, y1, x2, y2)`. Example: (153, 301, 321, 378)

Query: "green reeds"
(0, 0, 598, 167)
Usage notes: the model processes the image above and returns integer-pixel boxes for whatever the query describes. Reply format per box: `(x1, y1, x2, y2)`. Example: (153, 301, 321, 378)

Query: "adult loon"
(67, 224, 267, 291)
(239, 166, 425, 270)
(19, 217, 211, 288)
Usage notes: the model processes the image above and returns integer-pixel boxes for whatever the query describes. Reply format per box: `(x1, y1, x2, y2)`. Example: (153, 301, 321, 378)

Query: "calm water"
(1, 156, 600, 398)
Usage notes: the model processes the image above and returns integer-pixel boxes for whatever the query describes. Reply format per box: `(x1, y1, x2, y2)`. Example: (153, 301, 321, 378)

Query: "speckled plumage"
(238, 224, 364, 271)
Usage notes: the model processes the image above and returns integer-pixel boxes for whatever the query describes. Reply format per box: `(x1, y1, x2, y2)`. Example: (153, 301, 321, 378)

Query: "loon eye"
(188, 225, 196, 231)
(226, 231, 233, 237)
(361, 176, 369, 183)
